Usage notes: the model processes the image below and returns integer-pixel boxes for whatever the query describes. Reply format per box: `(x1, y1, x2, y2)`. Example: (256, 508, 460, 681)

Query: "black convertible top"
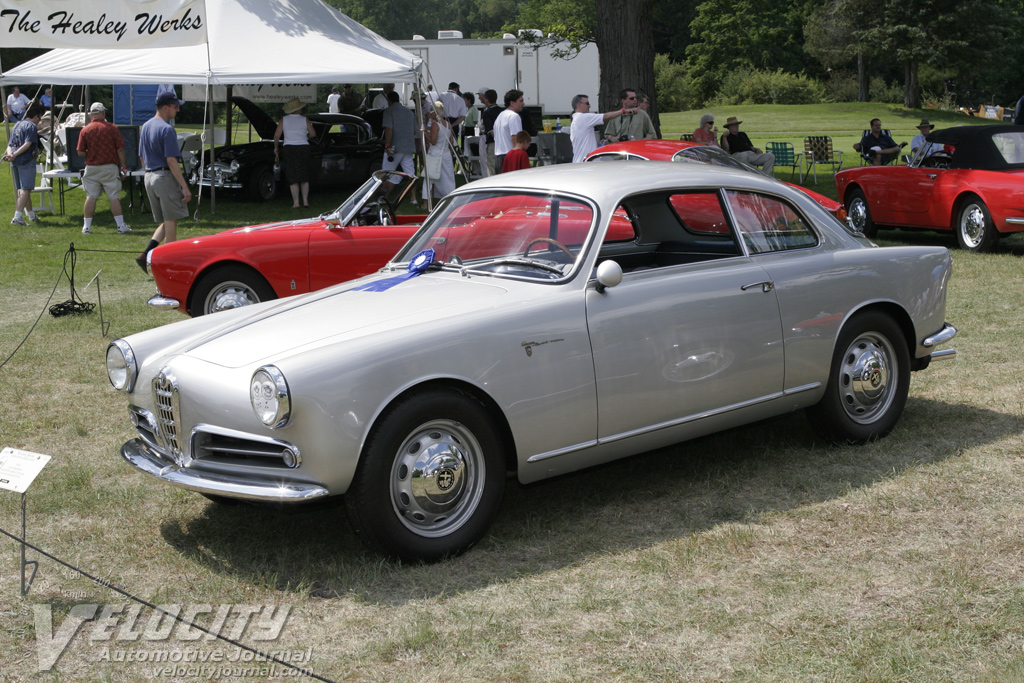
(926, 124, 1024, 170)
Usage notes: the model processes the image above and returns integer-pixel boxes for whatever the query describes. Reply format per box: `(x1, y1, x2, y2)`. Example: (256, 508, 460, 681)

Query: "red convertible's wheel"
(845, 189, 877, 238)
(192, 265, 277, 317)
(807, 311, 910, 444)
(345, 389, 506, 562)
(955, 196, 998, 253)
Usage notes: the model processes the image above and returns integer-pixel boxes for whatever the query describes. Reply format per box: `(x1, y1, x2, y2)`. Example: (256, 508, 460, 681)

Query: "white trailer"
(395, 33, 600, 116)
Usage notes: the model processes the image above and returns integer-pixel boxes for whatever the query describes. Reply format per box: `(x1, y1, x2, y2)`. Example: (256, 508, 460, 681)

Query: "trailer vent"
(437, 30, 463, 39)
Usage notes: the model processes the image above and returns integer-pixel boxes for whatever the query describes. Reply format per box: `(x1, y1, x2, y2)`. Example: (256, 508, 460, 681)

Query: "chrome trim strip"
(121, 439, 328, 502)
(147, 294, 181, 310)
(190, 423, 300, 462)
(1005, 217, 1024, 225)
(927, 348, 956, 362)
(784, 382, 821, 396)
(923, 323, 957, 348)
(526, 440, 598, 464)
(527, 391, 785, 463)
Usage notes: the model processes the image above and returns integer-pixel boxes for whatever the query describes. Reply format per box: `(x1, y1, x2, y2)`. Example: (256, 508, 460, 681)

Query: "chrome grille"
(152, 370, 181, 456)
(191, 424, 301, 469)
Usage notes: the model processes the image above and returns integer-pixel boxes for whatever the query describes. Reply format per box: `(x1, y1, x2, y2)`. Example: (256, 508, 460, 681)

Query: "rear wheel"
(345, 389, 506, 562)
(955, 196, 998, 252)
(807, 311, 910, 444)
(247, 164, 277, 202)
(845, 188, 877, 238)
(192, 265, 277, 317)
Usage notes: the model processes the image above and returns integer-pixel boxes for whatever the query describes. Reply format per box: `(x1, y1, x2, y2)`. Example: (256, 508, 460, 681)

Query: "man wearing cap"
(911, 119, 943, 158)
(136, 91, 192, 274)
(77, 102, 131, 235)
(327, 87, 341, 114)
(720, 116, 775, 175)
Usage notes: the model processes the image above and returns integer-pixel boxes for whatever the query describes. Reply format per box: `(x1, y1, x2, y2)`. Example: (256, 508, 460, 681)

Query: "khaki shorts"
(144, 170, 188, 223)
(82, 164, 122, 199)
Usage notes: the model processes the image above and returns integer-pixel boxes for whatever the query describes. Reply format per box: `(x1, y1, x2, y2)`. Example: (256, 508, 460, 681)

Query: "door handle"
(741, 280, 774, 293)
(927, 174, 937, 179)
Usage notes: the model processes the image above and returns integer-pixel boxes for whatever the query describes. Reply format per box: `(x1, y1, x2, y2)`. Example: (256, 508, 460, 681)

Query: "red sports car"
(148, 172, 424, 316)
(835, 125, 1024, 252)
(586, 139, 846, 219)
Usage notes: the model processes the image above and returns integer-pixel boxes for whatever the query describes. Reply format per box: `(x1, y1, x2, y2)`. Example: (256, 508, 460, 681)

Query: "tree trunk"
(903, 60, 920, 109)
(857, 54, 869, 102)
(594, 0, 660, 136)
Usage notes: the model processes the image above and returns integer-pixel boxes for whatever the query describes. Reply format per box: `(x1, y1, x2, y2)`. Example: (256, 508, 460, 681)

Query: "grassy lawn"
(2, 105, 1024, 682)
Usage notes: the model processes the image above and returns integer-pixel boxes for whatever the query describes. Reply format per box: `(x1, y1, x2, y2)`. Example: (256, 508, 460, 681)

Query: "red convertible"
(586, 139, 846, 219)
(148, 172, 424, 316)
(835, 125, 1024, 252)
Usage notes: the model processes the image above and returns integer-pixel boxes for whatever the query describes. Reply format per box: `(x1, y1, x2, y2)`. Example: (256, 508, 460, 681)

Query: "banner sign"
(183, 84, 317, 104)
(0, 0, 207, 49)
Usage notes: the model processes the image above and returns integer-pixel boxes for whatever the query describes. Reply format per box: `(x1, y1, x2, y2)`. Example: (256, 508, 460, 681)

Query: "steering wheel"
(376, 198, 395, 226)
(923, 152, 952, 169)
(523, 237, 574, 260)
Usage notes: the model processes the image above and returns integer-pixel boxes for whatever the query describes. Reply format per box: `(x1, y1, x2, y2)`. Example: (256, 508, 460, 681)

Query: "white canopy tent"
(0, 0, 423, 86)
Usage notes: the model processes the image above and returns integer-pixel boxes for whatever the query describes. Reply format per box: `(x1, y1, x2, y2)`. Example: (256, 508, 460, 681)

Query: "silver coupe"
(107, 162, 957, 561)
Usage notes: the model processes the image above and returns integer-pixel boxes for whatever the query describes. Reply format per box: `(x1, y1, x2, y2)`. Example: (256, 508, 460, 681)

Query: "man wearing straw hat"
(911, 119, 943, 158)
(720, 115, 775, 175)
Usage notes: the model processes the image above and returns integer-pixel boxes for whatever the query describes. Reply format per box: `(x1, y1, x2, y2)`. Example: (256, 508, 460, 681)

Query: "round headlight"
(250, 365, 290, 429)
(106, 340, 137, 393)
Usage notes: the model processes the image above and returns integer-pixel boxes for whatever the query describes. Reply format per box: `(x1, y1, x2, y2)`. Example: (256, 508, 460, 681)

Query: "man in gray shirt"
(381, 90, 418, 202)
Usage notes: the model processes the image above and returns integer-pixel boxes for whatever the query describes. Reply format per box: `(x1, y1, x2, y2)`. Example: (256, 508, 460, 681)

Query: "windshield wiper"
(461, 257, 567, 276)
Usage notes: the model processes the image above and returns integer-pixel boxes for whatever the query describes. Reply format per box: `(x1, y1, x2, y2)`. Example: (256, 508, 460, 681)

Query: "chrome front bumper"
(147, 293, 181, 310)
(922, 322, 957, 362)
(121, 439, 329, 502)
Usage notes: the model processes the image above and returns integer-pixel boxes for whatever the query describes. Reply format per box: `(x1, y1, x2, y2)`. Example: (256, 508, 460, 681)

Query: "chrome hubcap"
(960, 204, 985, 248)
(207, 282, 260, 313)
(390, 419, 484, 538)
(848, 198, 868, 232)
(838, 332, 897, 424)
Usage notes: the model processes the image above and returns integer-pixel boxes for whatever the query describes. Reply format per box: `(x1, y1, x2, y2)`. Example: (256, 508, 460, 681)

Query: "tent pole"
(207, 83, 216, 213)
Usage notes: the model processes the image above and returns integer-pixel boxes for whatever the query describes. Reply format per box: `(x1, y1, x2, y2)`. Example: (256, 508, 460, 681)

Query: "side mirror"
(322, 211, 343, 229)
(595, 260, 622, 293)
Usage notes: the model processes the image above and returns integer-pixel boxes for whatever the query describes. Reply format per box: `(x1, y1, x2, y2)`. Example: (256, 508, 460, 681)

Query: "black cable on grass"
(0, 525, 337, 683)
(48, 244, 94, 317)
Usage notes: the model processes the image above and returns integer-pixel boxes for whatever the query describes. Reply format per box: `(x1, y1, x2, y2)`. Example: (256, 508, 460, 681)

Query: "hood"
(183, 274, 512, 368)
(231, 96, 278, 140)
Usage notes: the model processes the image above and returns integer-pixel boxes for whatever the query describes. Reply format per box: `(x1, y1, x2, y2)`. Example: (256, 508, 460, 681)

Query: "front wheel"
(845, 188, 877, 238)
(955, 196, 998, 252)
(192, 265, 277, 316)
(807, 311, 910, 444)
(345, 389, 506, 562)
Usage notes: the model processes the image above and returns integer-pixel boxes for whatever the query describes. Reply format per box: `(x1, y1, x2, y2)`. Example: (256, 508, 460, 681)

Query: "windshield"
(333, 170, 414, 225)
(672, 146, 765, 176)
(394, 191, 598, 281)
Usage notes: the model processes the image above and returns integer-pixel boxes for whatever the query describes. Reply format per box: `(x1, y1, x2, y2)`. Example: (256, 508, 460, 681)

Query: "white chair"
(31, 163, 56, 215)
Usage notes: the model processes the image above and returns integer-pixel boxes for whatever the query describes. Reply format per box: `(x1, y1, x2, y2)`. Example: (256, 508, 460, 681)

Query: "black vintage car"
(192, 97, 385, 201)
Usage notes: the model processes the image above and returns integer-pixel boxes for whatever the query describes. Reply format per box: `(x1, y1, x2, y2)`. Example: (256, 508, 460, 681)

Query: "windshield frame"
(391, 188, 605, 284)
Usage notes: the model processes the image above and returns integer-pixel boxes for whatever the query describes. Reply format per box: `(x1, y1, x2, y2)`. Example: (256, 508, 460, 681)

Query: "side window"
(724, 190, 818, 254)
(667, 192, 731, 235)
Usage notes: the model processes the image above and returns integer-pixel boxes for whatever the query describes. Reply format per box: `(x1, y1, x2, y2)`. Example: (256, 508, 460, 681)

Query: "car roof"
(454, 160, 801, 206)
(926, 124, 1024, 170)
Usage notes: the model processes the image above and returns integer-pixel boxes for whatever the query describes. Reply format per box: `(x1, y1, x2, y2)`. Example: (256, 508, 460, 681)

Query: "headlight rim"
(250, 365, 291, 429)
(106, 339, 138, 393)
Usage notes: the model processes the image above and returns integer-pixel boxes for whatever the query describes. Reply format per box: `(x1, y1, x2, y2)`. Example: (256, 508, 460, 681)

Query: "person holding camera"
(570, 94, 637, 163)
(602, 88, 656, 143)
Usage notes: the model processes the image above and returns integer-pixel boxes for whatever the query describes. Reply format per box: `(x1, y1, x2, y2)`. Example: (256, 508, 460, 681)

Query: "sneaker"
(117, 224, 132, 234)
(82, 225, 92, 234)
(26, 213, 39, 222)
(10, 217, 28, 226)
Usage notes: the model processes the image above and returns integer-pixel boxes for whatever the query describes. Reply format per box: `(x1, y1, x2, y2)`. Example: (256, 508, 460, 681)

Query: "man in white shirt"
(569, 94, 636, 163)
(439, 82, 467, 138)
(327, 87, 340, 113)
(493, 89, 524, 174)
(6, 86, 30, 122)
(911, 119, 943, 158)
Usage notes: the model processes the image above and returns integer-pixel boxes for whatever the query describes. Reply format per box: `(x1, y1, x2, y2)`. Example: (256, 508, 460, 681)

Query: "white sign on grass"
(0, 447, 51, 494)
(0, 0, 207, 50)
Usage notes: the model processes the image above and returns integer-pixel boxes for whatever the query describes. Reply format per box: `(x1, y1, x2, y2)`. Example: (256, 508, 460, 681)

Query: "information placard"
(0, 447, 51, 494)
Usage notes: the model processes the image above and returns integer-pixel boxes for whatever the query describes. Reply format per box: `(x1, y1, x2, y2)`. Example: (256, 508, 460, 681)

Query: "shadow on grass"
(158, 396, 1022, 603)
